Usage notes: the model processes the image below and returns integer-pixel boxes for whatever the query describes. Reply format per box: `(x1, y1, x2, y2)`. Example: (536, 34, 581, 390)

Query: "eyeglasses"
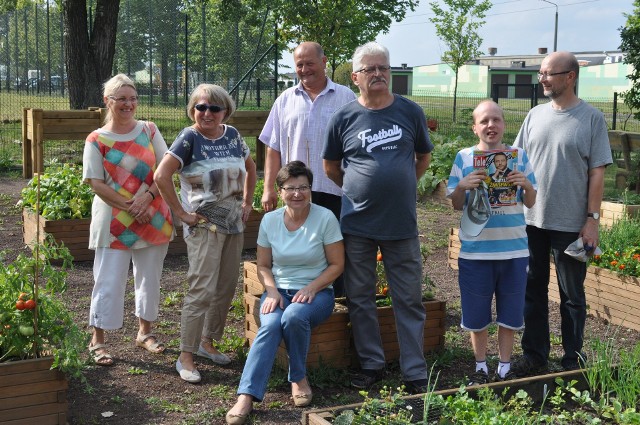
(281, 185, 311, 193)
(537, 70, 571, 80)
(194, 104, 227, 113)
(355, 65, 391, 75)
(109, 96, 138, 104)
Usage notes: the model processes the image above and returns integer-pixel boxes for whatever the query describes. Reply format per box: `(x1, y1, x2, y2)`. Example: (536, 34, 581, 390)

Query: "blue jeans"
(237, 287, 335, 401)
(522, 226, 587, 367)
(344, 234, 427, 381)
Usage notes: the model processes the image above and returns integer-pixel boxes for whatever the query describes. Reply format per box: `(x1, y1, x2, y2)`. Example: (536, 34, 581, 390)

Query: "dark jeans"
(522, 225, 587, 367)
(312, 191, 345, 297)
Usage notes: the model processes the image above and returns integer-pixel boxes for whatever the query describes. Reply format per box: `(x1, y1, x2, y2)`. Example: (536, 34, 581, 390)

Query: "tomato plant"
(0, 238, 89, 381)
(18, 163, 93, 220)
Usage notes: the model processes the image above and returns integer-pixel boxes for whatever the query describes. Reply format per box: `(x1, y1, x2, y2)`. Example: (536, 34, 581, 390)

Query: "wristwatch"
(587, 212, 600, 220)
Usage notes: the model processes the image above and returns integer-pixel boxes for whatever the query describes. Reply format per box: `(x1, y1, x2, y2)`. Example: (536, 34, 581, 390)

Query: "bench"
(226, 110, 269, 170)
(608, 130, 640, 191)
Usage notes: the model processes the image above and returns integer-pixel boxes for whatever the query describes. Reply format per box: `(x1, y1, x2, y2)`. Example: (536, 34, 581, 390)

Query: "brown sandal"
(89, 343, 115, 366)
(135, 333, 165, 353)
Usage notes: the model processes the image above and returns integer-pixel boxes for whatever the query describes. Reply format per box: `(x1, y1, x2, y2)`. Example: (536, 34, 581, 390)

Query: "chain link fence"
(0, 1, 637, 170)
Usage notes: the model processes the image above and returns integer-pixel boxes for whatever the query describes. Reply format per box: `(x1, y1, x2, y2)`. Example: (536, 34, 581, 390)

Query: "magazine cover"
(473, 149, 518, 208)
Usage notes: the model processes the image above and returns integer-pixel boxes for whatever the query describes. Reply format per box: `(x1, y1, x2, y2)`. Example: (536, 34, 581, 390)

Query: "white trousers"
(89, 244, 168, 330)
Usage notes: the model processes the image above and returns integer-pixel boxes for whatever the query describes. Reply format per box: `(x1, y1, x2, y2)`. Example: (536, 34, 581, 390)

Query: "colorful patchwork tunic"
(83, 121, 174, 250)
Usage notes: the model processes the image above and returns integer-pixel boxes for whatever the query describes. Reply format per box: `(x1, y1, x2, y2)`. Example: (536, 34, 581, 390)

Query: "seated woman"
(226, 161, 344, 424)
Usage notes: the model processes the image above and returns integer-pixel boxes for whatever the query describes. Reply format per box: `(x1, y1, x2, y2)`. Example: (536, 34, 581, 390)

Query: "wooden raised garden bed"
(22, 208, 265, 262)
(448, 227, 640, 332)
(0, 357, 68, 425)
(549, 264, 640, 332)
(243, 261, 446, 369)
(599, 200, 640, 228)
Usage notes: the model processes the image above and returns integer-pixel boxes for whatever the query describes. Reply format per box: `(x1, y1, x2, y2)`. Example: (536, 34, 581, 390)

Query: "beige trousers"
(180, 228, 243, 353)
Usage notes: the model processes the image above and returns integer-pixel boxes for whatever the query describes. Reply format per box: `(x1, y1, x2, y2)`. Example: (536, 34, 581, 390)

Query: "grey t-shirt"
(514, 100, 612, 232)
(323, 95, 433, 239)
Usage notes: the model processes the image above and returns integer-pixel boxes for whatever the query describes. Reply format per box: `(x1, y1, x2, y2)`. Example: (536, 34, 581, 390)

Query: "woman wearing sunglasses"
(155, 84, 257, 383)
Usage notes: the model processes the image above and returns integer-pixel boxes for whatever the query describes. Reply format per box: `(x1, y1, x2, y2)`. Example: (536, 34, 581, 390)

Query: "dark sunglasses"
(194, 104, 226, 113)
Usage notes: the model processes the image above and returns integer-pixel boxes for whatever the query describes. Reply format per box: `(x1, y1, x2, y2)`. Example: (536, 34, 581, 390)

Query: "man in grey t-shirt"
(323, 42, 433, 394)
(512, 51, 612, 376)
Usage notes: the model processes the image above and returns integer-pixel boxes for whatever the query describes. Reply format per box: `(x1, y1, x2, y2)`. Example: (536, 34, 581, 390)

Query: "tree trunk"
(453, 70, 459, 123)
(62, 0, 120, 109)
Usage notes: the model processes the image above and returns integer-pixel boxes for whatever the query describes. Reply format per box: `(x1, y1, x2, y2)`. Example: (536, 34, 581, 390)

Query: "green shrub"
(590, 217, 640, 277)
(18, 163, 93, 219)
(418, 133, 473, 196)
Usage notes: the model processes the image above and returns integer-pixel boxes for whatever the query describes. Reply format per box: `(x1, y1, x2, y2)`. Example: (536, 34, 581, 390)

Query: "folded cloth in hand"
(564, 237, 602, 262)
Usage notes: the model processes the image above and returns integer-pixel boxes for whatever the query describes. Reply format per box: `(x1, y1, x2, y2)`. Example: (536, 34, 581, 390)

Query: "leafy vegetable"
(18, 163, 93, 219)
(418, 133, 472, 196)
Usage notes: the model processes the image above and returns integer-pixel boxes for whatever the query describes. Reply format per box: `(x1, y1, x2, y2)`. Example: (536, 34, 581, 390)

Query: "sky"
(281, 0, 634, 70)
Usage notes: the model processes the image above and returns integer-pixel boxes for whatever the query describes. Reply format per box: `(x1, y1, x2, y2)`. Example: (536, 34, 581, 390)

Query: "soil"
(1, 175, 639, 425)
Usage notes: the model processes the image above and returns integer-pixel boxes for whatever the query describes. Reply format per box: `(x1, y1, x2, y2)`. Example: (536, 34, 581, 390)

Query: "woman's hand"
(126, 192, 153, 223)
(178, 210, 205, 227)
(241, 202, 253, 223)
(292, 286, 317, 304)
(261, 288, 283, 314)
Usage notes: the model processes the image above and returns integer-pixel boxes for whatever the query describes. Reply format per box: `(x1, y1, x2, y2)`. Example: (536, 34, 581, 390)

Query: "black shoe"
(351, 368, 384, 389)
(403, 378, 429, 395)
(467, 370, 490, 386)
(511, 356, 547, 378)
(494, 370, 517, 382)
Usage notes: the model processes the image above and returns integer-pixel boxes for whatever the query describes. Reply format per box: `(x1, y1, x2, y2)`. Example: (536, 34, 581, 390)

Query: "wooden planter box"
(549, 264, 640, 332)
(243, 210, 265, 250)
(448, 227, 640, 332)
(0, 357, 68, 424)
(600, 201, 640, 227)
(302, 368, 589, 425)
(22, 209, 263, 261)
(243, 261, 446, 369)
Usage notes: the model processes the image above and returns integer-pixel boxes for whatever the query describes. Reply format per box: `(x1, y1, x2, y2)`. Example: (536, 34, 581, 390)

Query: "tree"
(429, 0, 491, 122)
(620, 0, 640, 120)
(251, 0, 418, 79)
(62, 0, 120, 109)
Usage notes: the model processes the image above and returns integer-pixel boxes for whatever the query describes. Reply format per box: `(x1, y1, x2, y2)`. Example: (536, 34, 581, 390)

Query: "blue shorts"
(458, 257, 528, 331)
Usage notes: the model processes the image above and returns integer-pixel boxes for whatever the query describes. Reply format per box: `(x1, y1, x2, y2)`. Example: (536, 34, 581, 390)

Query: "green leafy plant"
(418, 133, 472, 196)
(0, 238, 89, 381)
(18, 163, 93, 219)
(590, 218, 640, 277)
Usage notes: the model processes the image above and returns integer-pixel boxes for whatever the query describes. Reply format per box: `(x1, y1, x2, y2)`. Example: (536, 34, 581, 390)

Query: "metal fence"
(0, 0, 637, 169)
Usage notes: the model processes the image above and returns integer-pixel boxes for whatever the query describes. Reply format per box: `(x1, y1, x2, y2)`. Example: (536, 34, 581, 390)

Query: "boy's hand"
(458, 169, 487, 191)
(506, 170, 533, 191)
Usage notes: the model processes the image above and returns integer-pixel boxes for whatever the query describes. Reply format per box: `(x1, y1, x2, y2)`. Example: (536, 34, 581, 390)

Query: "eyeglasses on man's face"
(194, 104, 227, 113)
(280, 185, 311, 194)
(355, 65, 391, 75)
(537, 70, 571, 80)
(109, 96, 138, 104)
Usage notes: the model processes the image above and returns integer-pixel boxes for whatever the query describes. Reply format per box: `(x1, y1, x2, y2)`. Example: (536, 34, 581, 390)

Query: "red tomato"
(24, 299, 36, 310)
(18, 292, 29, 301)
(15, 300, 26, 310)
(381, 286, 389, 296)
(376, 252, 383, 261)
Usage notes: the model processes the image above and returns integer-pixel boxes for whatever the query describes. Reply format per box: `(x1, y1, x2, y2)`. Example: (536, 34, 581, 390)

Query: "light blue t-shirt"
(257, 203, 343, 290)
(447, 146, 537, 260)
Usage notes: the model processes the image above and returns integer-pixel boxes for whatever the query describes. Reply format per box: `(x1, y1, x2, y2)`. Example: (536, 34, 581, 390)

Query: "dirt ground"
(1, 174, 639, 425)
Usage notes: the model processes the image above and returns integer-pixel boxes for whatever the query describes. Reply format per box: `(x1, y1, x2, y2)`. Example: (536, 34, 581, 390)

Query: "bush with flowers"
(590, 218, 640, 277)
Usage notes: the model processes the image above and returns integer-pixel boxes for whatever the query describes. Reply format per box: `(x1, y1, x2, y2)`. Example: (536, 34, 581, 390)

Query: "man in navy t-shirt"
(323, 41, 433, 395)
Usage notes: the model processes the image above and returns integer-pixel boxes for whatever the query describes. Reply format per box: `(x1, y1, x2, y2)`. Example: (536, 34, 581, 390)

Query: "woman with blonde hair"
(83, 74, 173, 366)
(155, 84, 257, 383)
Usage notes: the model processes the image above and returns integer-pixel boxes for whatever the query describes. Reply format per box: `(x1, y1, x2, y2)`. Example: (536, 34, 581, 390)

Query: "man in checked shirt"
(259, 41, 355, 296)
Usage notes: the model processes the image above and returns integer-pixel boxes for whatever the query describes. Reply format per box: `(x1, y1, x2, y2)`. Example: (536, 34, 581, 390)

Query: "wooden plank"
(0, 402, 67, 422)
(0, 392, 64, 410)
(0, 358, 54, 376)
(302, 368, 589, 425)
